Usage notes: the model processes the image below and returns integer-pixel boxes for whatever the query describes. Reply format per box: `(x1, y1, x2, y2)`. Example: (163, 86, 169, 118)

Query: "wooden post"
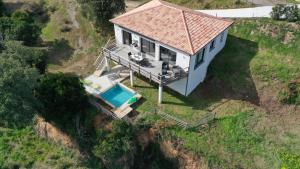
(106, 55, 110, 71)
(158, 83, 163, 104)
(130, 70, 134, 87)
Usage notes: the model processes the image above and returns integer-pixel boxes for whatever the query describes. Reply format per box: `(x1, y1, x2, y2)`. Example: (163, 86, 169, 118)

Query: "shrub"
(0, 0, 4, 16)
(278, 81, 300, 105)
(0, 57, 40, 128)
(77, 0, 126, 26)
(271, 4, 300, 22)
(93, 120, 136, 168)
(285, 5, 300, 22)
(0, 15, 41, 45)
(35, 73, 89, 122)
(271, 4, 286, 20)
(2, 41, 47, 74)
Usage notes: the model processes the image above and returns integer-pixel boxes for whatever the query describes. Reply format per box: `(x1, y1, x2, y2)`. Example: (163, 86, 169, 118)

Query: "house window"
(160, 46, 177, 65)
(141, 38, 155, 56)
(194, 48, 205, 70)
(122, 30, 132, 45)
(220, 32, 224, 42)
(209, 40, 215, 51)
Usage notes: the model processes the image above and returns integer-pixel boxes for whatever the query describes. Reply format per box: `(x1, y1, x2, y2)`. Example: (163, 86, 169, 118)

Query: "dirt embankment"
(35, 116, 79, 149)
(160, 140, 208, 169)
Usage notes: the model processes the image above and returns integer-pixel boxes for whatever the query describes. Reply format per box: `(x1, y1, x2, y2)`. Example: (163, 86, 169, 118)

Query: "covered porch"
(101, 40, 189, 104)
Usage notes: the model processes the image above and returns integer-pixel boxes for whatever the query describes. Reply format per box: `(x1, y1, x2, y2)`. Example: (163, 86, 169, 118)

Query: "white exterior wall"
(113, 24, 190, 69)
(113, 24, 229, 96)
(186, 29, 229, 95)
(114, 25, 123, 45)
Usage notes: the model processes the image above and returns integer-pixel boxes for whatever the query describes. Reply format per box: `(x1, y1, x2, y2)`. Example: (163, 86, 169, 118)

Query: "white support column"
(155, 44, 160, 61)
(130, 70, 134, 87)
(105, 57, 110, 71)
(158, 84, 163, 104)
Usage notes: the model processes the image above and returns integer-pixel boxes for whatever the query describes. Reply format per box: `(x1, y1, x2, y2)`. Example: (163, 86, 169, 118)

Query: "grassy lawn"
(163, 110, 300, 168)
(133, 0, 253, 9)
(0, 127, 86, 169)
(287, 0, 300, 3)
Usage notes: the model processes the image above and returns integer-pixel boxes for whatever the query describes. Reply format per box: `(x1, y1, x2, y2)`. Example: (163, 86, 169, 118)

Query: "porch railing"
(102, 40, 188, 85)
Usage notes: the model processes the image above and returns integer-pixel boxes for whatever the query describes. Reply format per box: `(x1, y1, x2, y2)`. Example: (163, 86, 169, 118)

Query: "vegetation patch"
(278, 80, 300, 105)
(136, 0, 253, 9)
(162, 112, 269, 168)
(280, 151, 300, 169)
(0, 127, 84, 169)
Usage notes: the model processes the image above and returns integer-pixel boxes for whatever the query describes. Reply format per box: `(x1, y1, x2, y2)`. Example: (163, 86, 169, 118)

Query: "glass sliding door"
(160, 46, 177, 65)
(141, 38, 155, 57)
(123, 30, 132, 45)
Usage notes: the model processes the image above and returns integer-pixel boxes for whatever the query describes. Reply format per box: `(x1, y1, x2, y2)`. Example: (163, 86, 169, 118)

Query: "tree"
(271, 4, 286, 20)
(2, 41, 47, 73)
(78, 0, 125, 26)
(35, 73, 89, 122)
(285, 5, 300, 22)
(0, 57, 40, 128)
(0, 11, 41, 45)
(0, 0, 4, 17)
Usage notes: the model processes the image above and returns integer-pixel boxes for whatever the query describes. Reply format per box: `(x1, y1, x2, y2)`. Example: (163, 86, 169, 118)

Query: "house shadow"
(46, 38, 75, 66)
(137, 35, 259, 114)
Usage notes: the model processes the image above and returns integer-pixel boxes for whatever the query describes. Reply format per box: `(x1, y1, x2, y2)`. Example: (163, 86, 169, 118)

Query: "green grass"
(135, 0, 253, 9)
(163, 112, 267, 168)
(228, 19, 300, 84)
(42, 0, 109, 75)
(162, 111, 300, 169)
(0, 127, 85, 169)
(167, 0, 253, 9)
(286, 0, 300, 3)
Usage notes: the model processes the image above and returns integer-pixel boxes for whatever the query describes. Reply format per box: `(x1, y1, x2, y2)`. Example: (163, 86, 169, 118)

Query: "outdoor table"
(131, 54, 143, 62)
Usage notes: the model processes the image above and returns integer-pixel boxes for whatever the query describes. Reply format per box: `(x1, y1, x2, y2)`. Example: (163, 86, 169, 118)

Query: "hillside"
(1, 0, 300, 169)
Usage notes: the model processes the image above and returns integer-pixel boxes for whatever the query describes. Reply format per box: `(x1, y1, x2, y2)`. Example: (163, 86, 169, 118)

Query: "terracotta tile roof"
(110, 0, 233, 55)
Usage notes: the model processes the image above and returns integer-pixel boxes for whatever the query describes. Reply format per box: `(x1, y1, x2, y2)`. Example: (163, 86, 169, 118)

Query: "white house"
(100, 0, 233, 104)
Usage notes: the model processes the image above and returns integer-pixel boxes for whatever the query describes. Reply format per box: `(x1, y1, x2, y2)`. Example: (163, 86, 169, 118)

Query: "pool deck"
(83, 66, 141, 118)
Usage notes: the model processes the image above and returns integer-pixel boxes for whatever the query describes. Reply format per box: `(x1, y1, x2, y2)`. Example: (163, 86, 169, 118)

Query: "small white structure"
(98, 0, 233, 104)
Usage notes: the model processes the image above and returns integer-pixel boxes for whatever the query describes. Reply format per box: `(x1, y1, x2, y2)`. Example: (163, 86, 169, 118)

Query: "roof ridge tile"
(181, 10, 194, 54)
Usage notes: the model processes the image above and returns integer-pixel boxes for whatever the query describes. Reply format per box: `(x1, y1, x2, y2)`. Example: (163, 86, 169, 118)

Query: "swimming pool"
(100, 84, 135, 108)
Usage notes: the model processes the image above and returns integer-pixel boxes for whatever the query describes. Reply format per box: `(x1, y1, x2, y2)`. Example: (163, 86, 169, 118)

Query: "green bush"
(271, 4, 286, 20)
(286, 5, 300, 22)
(278, 81, 300, 105)
(93, 120, 136, 169)
(271, 4, 300, 22)
(77, 0, 125, 26)
(0, 11, 41, 45)
(2, 41, 47, 73)
(35, 73, 89, 123)
(0, 0, 4, 16)
(0, 57, 40, 129)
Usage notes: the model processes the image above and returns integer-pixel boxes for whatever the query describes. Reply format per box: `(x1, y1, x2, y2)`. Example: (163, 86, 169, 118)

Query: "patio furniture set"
(127, 43, 182, 80)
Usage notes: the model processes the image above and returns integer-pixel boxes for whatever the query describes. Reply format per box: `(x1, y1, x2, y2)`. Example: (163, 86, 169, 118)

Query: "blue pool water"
(100, 84, 135, 108)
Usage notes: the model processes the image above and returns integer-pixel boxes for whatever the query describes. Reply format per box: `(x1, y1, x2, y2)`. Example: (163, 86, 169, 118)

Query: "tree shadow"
(46, 38, 75, 66)
(3, 2, 24, 13)
(134, 35, 259, 117)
